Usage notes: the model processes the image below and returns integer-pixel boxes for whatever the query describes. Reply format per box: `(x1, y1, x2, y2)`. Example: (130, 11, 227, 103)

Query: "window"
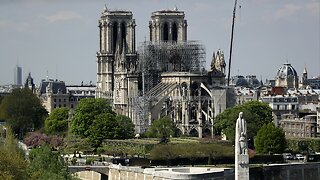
(121, 22, 126, 45)
(64, 99, 66, 102)
(71, 104, 74, 109)
(163, 22, 169, 41)
(112, 21, 118, 53)
(59, 99, 61, 102)
(63, 104, 66, 107)
(172, 23, 178, 42)
(59, 104, 61, 108)
(54, 99, 56, 102)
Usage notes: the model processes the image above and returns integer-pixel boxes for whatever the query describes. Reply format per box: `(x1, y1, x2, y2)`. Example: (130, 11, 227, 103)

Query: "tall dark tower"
(14, 65, 22, 86)
(96, 6, 139, 115)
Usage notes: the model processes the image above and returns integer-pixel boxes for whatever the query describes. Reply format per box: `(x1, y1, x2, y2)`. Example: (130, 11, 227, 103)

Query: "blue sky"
(0, 0, 319, 85)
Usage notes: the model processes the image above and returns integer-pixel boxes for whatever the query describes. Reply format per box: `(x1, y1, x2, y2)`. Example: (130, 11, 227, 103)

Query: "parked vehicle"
(282, 153, 294, 160)
(295, 154, 305, 160)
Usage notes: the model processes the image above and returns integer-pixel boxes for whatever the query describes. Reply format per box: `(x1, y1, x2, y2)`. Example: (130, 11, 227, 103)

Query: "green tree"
(71, 98, 113, 137)
(0, 127, 28, 180)
(89, 113, 118, 147)
(114, 115, 135, 139)
(254, 123, 287, 154)
(214, 101, 272, 141)
(28, 145, 75, 180)
(0, 88, 48, 138)
(71, 98, 134, 147)
(63, 134, 93, 154)
(146, 116, 177, 138)
(45, 107, 69, 135)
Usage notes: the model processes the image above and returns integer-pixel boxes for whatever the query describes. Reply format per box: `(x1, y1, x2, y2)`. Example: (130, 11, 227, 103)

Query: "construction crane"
(227, 0, 238, 86)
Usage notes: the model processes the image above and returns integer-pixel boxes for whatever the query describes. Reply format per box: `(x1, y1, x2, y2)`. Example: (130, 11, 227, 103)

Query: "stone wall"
(108, 162, 320, 180)
(250, 162, 320, 180)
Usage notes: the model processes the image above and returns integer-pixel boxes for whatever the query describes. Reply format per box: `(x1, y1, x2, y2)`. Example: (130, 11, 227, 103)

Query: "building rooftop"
(276, 63, 298, 78)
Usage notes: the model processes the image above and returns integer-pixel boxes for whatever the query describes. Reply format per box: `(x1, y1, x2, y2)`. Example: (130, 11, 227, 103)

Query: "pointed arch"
(163, 22, 169, 41)
(120, 22, 126, 52)
(202, 128, 212, 138)
(172, 22, 178, 42)
(112, 21, 118, 53)
(189, 128, 199, 137)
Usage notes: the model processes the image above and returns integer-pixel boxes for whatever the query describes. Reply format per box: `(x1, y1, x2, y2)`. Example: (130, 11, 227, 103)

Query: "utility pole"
(227, 0, 238, 86)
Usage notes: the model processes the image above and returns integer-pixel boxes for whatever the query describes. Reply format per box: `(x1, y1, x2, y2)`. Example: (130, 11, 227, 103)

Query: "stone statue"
(235, 112, 249, 180)
(236, 112, 247, 155)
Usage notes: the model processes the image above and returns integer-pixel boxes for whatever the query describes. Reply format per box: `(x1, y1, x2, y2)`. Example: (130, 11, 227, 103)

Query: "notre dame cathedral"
(96, 6, 233, 138)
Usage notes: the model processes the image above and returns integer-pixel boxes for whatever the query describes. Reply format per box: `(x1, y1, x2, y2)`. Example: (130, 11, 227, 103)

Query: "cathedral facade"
(95, 7, 139, 115)
(96, 6, 230, 137)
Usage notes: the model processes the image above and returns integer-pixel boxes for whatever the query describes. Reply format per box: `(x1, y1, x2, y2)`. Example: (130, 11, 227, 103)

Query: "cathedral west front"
(96, 6, 232, 137)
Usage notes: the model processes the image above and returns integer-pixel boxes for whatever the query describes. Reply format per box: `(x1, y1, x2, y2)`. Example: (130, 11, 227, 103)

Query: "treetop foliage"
(146, 116, 177, 138)
(214, 101, 273, 141)
(24, 132, 64, 150)
(71, 98, 134, 147)
(71, 98, 113, 137)
(0, 88, 48, 137)
(0, 127, 28, 180)
(45, 107, 69, 135)
(254, 123, 287, 154)
(28, 145, 75, 180)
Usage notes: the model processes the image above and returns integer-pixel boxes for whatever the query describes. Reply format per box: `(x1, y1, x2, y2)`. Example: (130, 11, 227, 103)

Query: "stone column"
(235, 112, 249, 180)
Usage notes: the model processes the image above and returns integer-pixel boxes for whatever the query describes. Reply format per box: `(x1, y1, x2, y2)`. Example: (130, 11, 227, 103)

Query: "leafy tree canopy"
(24, 132, 64, 150)
(71, 98, 113, 137)
(63, 134, 93, 154)
(0, 88, 48, 138)
(45, 107, 69, 135)
(146, 116, 177, 138)
(89, 113, 118, 147)
(28, 145, 75, 180)
(71, 98, 134, 147)
(0, 127, 28, 180)
(114, 115, 135, 139)
(214, 101, 273, 141)
(254, 123, 287, 154)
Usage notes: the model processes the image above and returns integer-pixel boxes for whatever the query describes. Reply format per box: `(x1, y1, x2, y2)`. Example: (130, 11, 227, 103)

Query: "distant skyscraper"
(14, 65, 22, 86)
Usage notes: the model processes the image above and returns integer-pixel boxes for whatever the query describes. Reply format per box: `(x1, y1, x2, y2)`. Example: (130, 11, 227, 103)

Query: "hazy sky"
(0, 0, 319, 85)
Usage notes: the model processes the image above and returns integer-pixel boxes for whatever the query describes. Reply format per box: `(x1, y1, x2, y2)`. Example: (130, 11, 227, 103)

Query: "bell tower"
(149, 7, 187, 42)
(96, 6, 138, 115)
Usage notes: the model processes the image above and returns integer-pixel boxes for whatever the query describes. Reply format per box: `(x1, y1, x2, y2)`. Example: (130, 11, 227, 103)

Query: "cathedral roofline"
(151, 9, 185, 17)
(101, 9, 133, 17)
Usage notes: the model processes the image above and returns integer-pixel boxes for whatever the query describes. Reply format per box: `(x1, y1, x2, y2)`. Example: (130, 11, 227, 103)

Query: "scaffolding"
(131, 41, 207, 133)
(138, 41, 206, 93)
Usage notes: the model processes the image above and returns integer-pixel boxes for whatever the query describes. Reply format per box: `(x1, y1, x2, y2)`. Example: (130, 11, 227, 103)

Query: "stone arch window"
(112, 21, 118, 53)
(189, 128, 199, 137)
(172, 22, 178, 42)
(163, 22, 169, 41)
(120, 22, 126, 50)
(202, 128, 211, 138)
